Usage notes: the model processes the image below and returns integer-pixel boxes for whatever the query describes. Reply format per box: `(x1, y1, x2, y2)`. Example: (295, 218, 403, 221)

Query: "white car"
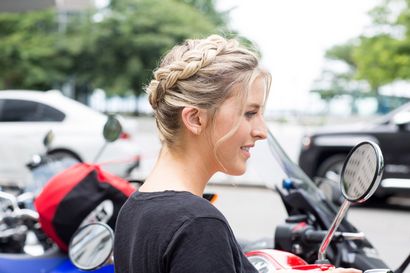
(0, 90, 140, 188)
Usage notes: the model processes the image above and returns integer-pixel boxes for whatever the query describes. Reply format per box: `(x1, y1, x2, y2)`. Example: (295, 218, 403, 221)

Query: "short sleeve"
(163, 217, 257, 273)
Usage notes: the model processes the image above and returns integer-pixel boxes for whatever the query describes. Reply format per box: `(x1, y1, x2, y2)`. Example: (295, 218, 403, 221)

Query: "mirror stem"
(317, 199, 351, 262)
(93, 142, 108, 163)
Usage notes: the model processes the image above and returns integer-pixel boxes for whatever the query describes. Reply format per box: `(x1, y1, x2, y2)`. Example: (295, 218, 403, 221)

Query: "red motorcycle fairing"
(246, 249, 335, 271)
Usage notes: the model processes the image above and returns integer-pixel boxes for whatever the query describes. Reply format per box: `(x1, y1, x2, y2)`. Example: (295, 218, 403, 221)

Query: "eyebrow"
(247, 103, 262, 109)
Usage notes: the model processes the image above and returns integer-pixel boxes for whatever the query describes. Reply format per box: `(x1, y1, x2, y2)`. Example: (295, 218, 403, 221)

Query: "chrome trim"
(314, 135, 379, 147)
(381, 179, 410, 189)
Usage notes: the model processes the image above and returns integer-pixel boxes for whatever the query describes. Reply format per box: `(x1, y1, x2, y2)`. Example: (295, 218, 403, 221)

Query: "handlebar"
(0, 225, 28, 239)
(0, 191, 38, 220)
(0, 190, 39, 237)
(0, 191, 20, 211)
(18, 209, 39, 221)
(304, 229, 365, 243)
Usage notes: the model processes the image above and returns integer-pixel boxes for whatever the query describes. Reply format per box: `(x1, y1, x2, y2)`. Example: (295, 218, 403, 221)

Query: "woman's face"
(210, 76, 268, 175)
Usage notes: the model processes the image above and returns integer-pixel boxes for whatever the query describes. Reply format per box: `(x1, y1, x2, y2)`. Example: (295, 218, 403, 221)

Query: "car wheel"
(317, 154, 346, 181)
(366, 189, 391, 204)
(316, 154, 347, 205)
(316, 177, 344, 206)
(48, 150, 81, 163)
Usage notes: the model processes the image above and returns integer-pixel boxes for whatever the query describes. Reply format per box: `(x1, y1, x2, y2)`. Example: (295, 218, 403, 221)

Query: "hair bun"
(147, 79, 162, 110)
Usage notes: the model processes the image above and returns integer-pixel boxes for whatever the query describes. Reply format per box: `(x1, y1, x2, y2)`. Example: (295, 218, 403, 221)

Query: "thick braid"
(147, 35, 227, 109)
(164, 43, 223, 87)
(147, 79, 161, 110)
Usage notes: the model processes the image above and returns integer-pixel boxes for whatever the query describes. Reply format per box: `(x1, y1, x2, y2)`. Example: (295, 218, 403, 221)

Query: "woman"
(114, 35, 361, 273)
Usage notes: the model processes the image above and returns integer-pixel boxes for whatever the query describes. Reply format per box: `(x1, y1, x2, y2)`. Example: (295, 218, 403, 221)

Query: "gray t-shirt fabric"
(114, 190, 258, 273)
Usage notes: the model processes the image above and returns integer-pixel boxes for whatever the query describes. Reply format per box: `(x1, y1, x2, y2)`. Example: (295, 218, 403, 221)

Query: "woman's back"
(114, 190, 257, 273)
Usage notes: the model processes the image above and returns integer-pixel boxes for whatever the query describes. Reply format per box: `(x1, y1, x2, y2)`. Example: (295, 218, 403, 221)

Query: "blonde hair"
(146, 34, 271, 148)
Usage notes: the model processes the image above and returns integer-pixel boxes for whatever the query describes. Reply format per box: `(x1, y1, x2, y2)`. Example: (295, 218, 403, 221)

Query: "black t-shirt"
(114, 190, 258, 273)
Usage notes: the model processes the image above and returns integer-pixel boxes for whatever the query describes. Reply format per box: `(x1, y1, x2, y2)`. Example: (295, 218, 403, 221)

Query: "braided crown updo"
(146, 34, 270, 147)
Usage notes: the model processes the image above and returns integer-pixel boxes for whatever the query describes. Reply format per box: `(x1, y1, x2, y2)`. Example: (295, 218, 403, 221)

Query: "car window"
(0, 99, 65, 122)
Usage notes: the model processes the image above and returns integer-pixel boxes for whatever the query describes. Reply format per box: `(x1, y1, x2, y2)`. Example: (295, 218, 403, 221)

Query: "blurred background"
(2, 0, 410, 117)
(0, 0, 409, 271)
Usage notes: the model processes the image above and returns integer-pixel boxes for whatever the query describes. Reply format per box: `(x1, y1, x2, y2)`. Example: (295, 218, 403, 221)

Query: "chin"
(225, 165, 246, 176)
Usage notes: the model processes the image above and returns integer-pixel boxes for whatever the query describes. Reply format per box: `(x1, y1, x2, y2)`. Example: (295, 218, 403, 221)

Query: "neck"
(140, 144, 215, 197)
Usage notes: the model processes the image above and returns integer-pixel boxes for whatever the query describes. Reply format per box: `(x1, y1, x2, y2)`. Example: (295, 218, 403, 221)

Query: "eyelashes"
(244, 111, 257, 119)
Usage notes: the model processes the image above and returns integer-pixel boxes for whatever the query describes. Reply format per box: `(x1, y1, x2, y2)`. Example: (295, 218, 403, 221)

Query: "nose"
(251, 117, 267, 140)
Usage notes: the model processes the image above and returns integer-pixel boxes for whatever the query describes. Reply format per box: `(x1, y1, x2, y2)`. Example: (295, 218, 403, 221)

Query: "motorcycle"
(0, 115, 213, 273)
(0, 130, 79, 257)
(1, 126, 408, 273)
(66, 134, 409, 273)
(0, 115, 136, 273)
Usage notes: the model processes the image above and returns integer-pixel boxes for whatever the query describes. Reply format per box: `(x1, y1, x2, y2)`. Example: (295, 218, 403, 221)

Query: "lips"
(240, 144, 254, 158)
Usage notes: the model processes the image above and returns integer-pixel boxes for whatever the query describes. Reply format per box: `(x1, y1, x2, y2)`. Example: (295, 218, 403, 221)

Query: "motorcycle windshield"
(28, 157, 78, 196)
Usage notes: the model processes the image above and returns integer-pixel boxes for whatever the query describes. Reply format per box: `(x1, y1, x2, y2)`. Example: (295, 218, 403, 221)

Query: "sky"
(216, 0, 378, 112)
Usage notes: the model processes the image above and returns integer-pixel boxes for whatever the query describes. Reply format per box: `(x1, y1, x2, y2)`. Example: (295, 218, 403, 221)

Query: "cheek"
(216, 123, 248, 155)
(230, 121, 250, 142)
(212, 116, 238, 144)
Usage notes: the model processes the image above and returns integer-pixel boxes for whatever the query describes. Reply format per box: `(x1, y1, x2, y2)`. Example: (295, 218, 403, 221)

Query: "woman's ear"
(181, 107, 207, 135)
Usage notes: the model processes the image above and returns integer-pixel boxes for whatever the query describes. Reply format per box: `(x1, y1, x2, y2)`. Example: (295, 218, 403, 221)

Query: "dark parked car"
(298, 102, 410, 202)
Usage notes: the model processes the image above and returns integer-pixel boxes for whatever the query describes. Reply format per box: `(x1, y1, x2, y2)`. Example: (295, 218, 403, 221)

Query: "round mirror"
(340, 141, 384, 203)
(68, 223, 114, 271)
(103, 115, 122, 142)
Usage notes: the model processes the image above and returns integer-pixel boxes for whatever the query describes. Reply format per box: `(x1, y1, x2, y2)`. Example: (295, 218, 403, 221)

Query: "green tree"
(0, 0, 233, 100)
(311, 40, 370, 113)
(174, 0, 229, 27)
(348, 0, 410, 87)
(312, 0, 410, 112)
(354, 35, 404, 89)
(84, 0, 219, 97)
(0, 10, 69, 90)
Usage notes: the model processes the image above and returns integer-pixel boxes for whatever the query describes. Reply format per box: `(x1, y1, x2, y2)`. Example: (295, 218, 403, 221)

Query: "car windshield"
(210, 129, 322, 198)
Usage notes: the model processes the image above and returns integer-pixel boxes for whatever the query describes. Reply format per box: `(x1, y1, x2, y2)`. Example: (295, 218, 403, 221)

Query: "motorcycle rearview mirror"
(316, 141, 384, 264)
(103, 115, 123, 143)
(93, 115, 123, 163)
(68, 223, 114, 271)
(340, 141, 384, 203)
